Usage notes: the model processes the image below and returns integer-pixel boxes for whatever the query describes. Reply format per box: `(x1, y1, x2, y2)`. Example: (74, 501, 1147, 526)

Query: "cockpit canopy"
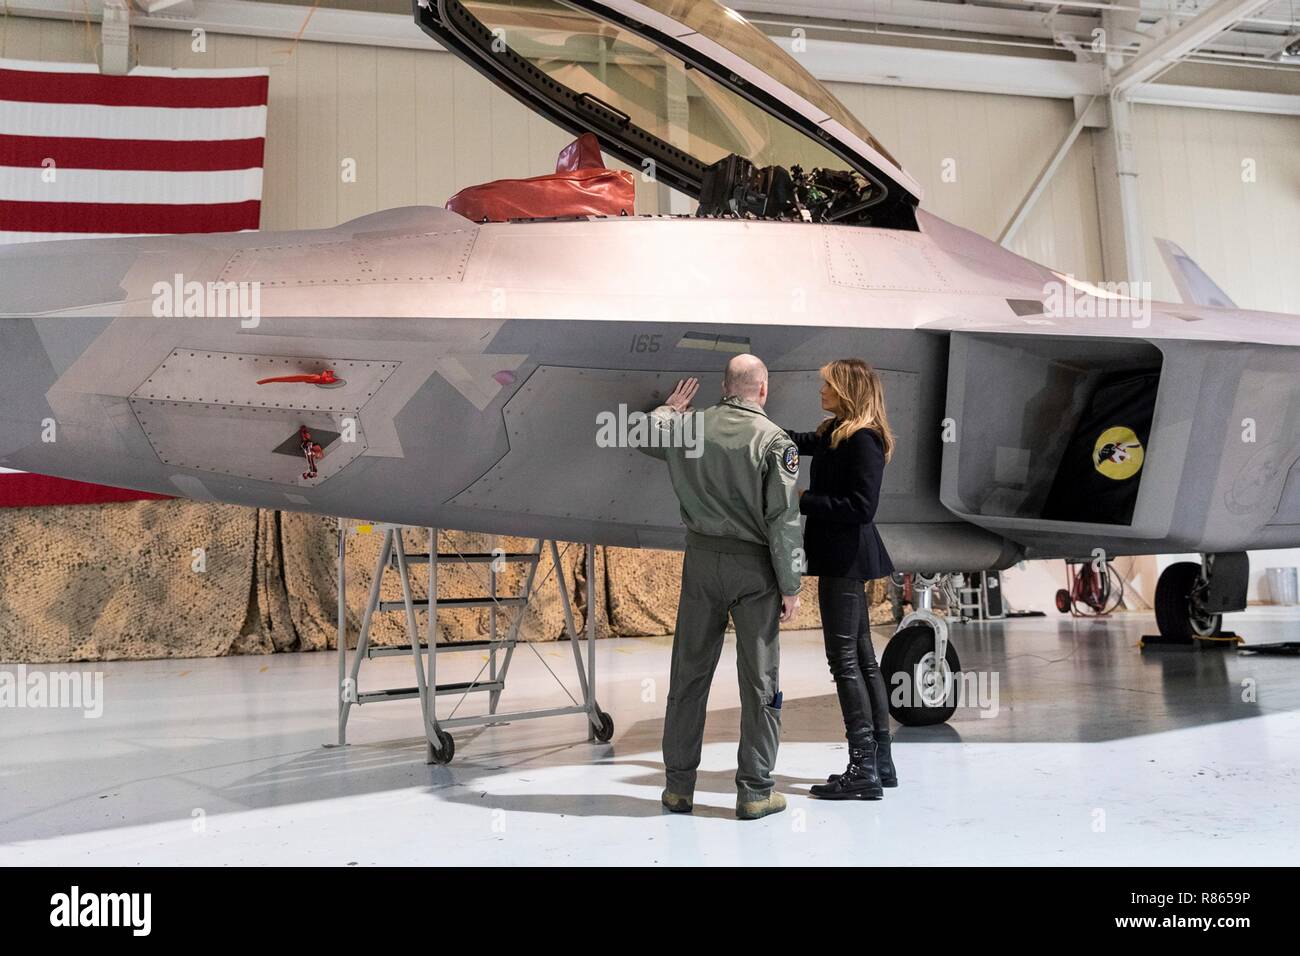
(416, 0, 921, 226)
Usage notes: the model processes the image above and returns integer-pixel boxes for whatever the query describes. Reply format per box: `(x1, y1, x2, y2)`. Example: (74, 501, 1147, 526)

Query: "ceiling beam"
(768, 32, 1300, 115)
(775, 33, 1106, 99)
(739, 0, 1102, 44)
(736, 1, 1288, 58)
(5, 0, 436, 50)
(1130, 83, 1300, 115)
(1109, 0, 1278, 93)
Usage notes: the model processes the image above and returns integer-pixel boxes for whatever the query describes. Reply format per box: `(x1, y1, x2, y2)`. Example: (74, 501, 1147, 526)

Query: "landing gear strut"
(883, 573, 961, 726)
(1154, 552, 1248, 642)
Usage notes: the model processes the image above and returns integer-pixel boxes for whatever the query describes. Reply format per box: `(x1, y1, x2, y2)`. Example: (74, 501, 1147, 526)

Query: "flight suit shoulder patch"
(781, 444, 799, 476)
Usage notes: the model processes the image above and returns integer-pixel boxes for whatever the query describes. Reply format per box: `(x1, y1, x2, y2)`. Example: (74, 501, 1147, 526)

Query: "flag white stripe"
(0, 101, 268, 142)
(0, 231, 154, 244)
(0, 166, 264, 204)
(0, 229, 257, 245)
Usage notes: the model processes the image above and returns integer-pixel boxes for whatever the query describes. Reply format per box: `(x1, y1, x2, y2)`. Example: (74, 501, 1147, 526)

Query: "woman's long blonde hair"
(816, 359, 895, 462)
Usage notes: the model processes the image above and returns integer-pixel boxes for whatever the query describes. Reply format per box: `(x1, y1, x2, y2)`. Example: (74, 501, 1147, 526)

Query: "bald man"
(639, 355, 803, 821)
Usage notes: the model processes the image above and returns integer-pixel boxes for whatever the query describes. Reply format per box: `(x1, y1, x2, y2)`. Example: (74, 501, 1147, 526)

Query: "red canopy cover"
(446, 134, 635, 222)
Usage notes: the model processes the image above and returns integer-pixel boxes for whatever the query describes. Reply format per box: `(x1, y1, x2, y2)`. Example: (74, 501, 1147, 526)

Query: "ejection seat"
(445, 133, 635, 222)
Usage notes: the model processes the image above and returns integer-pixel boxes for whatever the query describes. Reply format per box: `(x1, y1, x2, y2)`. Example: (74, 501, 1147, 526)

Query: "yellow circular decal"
(1092, 427, 1144, 480)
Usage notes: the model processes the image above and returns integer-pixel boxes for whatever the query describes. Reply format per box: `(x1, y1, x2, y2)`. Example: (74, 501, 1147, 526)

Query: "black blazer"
(786, 423, 895, 582)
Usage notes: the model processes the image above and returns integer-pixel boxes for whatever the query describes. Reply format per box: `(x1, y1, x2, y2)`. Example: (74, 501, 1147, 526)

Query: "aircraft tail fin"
(1155, 238, 1237, 309)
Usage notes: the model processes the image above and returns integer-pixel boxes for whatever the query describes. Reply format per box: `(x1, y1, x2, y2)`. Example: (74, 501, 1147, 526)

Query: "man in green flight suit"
(638, 354, 803, 821)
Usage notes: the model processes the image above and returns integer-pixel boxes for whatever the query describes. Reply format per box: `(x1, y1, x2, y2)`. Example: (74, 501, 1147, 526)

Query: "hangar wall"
(829, 82, 1105, 284)
(1132, 104, 1300, 316)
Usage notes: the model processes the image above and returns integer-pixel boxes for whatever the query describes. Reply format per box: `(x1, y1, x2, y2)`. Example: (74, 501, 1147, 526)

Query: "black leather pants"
(817, 576, 891, 749)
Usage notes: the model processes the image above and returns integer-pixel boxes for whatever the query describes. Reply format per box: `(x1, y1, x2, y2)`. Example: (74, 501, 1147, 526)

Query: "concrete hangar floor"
(2, 609, 1298, 866)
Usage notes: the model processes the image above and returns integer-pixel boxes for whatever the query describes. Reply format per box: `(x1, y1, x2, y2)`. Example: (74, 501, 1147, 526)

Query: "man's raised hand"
(665, 377, 700, 414)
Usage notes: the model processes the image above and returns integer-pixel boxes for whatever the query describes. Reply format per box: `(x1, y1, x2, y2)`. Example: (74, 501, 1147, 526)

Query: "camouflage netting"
(0, 500, 891, 663)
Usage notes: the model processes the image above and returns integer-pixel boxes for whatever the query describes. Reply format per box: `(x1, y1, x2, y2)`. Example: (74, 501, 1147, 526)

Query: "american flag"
(0, 57, 269, 507)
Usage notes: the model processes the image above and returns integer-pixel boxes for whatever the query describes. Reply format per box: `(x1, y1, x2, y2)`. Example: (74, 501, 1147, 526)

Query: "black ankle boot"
(811, 742, 883, 800)
(829, 734, 895, 785)
(875, 730, 898, 788)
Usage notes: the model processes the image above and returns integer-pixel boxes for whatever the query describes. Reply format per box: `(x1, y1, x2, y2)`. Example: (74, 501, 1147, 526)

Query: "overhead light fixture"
(100, 0, 133, 75)
(1273, 36, 1300, 62)
(132, 0, 196, 16)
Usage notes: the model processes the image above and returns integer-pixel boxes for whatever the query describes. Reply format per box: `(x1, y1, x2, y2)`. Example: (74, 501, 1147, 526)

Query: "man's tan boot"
(736, 790, 787, 820)
(662, 789, 693, 813)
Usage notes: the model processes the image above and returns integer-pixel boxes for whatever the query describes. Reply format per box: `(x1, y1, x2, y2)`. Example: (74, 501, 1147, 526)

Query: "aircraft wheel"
(593, 710, 615, 742)
(882, 624, 961, 727)
(428, 729, 455, 765)
(1155, 562, 1222, 641)
(1054, 588, 1071, 613)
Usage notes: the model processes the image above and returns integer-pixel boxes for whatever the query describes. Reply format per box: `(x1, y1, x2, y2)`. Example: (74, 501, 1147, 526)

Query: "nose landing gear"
(1153, 552, 1248, 643)
(882, 573, 962, 726)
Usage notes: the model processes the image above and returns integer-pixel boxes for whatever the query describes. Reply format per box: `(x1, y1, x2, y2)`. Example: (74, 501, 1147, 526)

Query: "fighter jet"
(2, 0, 1297, 725)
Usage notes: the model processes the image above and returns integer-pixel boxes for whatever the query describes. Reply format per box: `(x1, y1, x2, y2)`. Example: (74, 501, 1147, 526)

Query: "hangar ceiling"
(183, 0, 1300, 73)
(740, 0, 1300, 68)
(10, 1, 1298, 99)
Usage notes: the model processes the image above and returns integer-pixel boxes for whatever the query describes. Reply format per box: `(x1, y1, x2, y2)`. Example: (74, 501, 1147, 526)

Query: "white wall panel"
(1133, 103, 1300, 315)
(830, 81, 1103, 281)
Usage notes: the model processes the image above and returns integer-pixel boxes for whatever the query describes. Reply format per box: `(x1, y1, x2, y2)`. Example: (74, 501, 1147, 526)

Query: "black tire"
(593, 710, 615, 742)
(429, 729, 455, 765)
(1155, 562, 1221, 640)
(1055, 588, 1071, 613)
(881, 623, 961, 727)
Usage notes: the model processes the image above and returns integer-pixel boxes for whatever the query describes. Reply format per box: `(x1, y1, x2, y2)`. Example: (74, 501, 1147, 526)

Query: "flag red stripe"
(0, 134, 266, 171)
(0, 68, 269, 109)
(0, 474, 170, 508)
(0, 199, 261, 233)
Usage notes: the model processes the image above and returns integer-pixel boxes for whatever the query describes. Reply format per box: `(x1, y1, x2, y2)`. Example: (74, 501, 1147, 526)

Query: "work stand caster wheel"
(592, 711, 615, 743)
(428, 729, 455, 765)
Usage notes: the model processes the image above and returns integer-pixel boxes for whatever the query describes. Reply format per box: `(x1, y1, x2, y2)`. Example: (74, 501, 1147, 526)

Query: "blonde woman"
(785, 359, 896, 800)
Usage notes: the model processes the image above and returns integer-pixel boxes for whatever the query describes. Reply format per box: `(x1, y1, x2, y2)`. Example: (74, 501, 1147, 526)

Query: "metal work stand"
(332, 523, 613, 764)
(952, 573, 981, 623)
